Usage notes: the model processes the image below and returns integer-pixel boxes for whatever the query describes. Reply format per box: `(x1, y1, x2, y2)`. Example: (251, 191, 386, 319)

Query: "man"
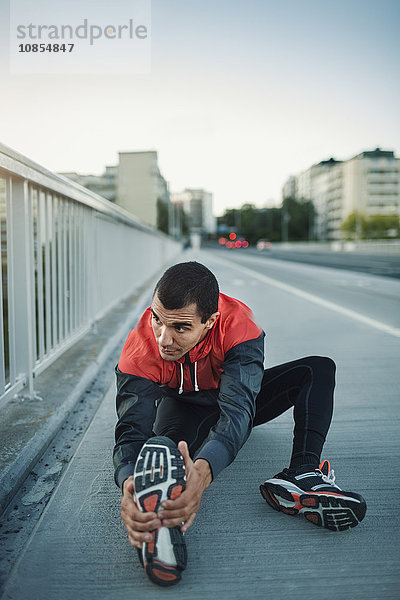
(114, 261, 366, 587)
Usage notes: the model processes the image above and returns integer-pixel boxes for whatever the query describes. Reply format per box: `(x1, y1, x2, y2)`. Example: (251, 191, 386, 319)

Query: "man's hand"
(157, 441, 212, 533)
(121, 476, 161, 549)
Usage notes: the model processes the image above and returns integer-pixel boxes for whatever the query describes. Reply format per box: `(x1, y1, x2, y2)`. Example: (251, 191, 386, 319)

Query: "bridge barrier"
(273, 240, 400, 253)
(0, 142, 181, 407)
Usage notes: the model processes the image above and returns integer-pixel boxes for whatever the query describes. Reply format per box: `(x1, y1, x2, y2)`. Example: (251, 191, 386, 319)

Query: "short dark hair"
(154, 262, 219, 323)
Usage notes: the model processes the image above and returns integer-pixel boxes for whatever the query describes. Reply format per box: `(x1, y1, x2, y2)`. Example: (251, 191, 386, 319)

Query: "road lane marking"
(207, 252, 400, 339)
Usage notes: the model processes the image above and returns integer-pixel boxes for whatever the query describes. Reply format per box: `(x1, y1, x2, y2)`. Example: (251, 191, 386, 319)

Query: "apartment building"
(283, 148, 400, 240)
(117, 151, 169, 228)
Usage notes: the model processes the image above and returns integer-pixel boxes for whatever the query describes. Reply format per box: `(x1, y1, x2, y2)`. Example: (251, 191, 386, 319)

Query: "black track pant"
(154, 356, 336, 470)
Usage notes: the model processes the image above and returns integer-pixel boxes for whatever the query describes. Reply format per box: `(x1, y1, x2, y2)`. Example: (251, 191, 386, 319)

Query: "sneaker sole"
(134, 436, 187, 586)
(260, 478, 366, 531)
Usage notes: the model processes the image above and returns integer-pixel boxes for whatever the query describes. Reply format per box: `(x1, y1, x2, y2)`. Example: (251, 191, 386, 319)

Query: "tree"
(257, 207, 282, 242)
(157, 198, 169, 234)
(365, 214, 399, 239)
(217, 204, 283, 244)
(281, 197, 315, 241)
(341, 212, 399, 240)
(340, 211, 366, 239)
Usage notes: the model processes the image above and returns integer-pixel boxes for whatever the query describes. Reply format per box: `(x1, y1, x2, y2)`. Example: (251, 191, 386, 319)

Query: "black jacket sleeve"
(194, 332, 265, 479)
(113, 366, 162, 488)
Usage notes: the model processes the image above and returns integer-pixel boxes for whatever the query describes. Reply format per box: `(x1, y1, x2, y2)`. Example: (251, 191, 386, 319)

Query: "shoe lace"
(321, 468, 336, 486)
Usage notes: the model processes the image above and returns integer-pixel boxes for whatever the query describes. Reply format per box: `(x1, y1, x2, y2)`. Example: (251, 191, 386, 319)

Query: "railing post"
(10, 178, 35, 396)
(6, 176, 16, 388)
(85, 209, 96, 326)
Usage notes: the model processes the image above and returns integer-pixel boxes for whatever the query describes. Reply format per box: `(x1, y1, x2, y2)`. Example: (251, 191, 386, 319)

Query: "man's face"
(151, 293, 219, 361)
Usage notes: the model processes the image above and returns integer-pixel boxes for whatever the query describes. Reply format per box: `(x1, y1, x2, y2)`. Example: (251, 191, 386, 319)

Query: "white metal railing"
(0, 142, 180, 406)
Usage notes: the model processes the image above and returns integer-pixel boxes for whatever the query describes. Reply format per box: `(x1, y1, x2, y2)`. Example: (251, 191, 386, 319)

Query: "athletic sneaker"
(134, 436, 187, 587)
(260, 459, 367, 531)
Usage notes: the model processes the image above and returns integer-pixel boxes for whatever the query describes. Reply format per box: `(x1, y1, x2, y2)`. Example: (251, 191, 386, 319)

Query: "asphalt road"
(1, 249, 400, 599)
(217, 245, 400, 279)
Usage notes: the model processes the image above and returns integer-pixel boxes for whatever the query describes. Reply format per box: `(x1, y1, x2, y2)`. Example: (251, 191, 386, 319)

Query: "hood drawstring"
(178, 360, 199, 394)
(178, 363, 184, 395)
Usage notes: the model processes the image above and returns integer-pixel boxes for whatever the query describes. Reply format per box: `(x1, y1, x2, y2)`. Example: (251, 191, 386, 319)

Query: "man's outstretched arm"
(194, 333, 265, 478)
(113, 367, 161, 488)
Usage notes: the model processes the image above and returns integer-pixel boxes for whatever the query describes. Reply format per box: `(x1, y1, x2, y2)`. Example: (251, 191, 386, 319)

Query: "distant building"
(282, 148, 400, 240)
(60, 151, 171, 230)
(343, 149, 400, 218)
(171, 188, 216, 235)
(117, 151, 170, 229)
(59, 166, 117, 202)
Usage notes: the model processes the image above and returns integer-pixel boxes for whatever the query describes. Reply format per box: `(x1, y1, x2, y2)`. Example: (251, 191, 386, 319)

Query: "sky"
(0, 0, 399, 215)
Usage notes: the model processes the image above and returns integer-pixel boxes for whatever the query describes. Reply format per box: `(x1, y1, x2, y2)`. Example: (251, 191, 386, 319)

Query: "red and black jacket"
(113, 293, 265, 488)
